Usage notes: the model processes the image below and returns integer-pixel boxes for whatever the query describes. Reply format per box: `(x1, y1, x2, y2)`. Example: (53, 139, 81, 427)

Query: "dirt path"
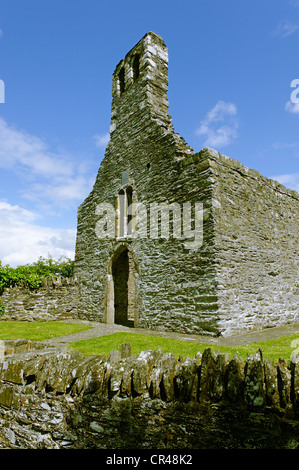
(47, 319, 299, 347)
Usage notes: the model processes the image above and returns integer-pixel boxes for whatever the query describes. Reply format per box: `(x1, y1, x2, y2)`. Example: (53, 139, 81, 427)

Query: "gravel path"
(47, 319, 299, 347)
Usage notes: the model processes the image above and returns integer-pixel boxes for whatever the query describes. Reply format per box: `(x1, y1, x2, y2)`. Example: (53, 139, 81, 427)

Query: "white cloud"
(23, 174, 95, 208)
(0, 117, 95, 209)
(0, 29, 3, 38)
(0, 117, 73, 177)
(285, 100, 299, 114)
(0, 201, 76, 267)
(195, 100, 238, 148)
(271, 20, 298, 38)
(270, 172, 299, 193)
(0, 118, 97, 266)
(93, 132, 110, 148)
(271, 141, 299, 150)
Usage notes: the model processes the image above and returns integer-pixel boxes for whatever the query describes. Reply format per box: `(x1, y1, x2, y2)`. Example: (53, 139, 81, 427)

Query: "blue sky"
(0, 0, 298, 266)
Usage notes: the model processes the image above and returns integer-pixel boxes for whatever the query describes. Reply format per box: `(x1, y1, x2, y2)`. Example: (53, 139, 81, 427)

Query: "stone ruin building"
(74, 32, 299, 337)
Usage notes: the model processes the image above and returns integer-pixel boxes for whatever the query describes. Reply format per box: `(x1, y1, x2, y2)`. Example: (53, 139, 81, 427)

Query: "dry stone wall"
(0, 343, 298, 449)
(0, 276, 79, 322)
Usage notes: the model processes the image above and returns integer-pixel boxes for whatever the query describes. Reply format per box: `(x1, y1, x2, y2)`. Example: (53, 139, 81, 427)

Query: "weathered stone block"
(225, 355, 245, 402)
(244, 350, 265, 408)
(120, 342, 131, 359)
(198, 348, 215, 401)
(264, 358, 280, 407)
(210, 352, 229, 402)
(174, 357, 199, 402)
(1, 359, 24, 385)
(290, 353, 299, 413)
(277, 358, 291, 409)
(0, 384, 14, 408)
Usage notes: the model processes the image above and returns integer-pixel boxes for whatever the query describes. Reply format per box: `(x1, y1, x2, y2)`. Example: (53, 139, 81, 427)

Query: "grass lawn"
(68, 331, 299, 364)
(0, 321, 92, 341)
(0, 321, 298, 363)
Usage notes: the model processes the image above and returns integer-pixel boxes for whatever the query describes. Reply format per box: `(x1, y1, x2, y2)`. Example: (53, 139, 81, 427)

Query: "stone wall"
(179, 148, 299, 336)
(0, 276, 79, 322)
(0, 343, 298, 449)
(211, 148, 299, 335)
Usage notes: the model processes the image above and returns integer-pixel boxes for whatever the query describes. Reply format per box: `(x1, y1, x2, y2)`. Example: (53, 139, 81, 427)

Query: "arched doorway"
(106, 245, 138, 327)
(112, 248, 130, 325)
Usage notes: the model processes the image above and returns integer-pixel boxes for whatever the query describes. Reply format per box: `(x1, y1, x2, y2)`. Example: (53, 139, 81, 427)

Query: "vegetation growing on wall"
(0, 256, 74, 295)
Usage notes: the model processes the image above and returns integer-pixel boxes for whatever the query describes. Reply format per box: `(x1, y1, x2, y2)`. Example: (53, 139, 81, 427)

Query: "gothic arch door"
(106, 247, 137, 327)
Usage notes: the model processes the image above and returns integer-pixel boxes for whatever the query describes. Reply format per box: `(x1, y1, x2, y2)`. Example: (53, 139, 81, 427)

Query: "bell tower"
(109, 32, 174, 137)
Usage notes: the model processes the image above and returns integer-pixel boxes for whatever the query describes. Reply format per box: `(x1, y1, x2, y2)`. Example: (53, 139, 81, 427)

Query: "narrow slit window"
(116, 186, 135, 238)
(119, 67, 125, 95)
(117, 189, 125, 237)
(132, 54, 140, 82)
(127, 186, 133, 236)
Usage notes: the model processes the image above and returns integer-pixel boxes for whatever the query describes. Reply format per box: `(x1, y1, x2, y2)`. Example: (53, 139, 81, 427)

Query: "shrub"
(0, 255, 74, 294)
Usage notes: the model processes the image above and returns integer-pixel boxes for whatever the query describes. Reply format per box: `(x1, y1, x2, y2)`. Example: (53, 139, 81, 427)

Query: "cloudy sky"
(0, 0, 299, 267)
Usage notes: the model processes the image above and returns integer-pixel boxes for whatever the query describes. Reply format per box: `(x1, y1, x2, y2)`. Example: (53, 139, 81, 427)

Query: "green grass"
(0, 321, 298, 363)
(69, 331, 299, 364)
(0, 321, 92, 341)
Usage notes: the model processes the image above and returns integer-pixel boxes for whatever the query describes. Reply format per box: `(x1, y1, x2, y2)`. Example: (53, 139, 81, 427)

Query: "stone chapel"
(74, 32, 299, 336)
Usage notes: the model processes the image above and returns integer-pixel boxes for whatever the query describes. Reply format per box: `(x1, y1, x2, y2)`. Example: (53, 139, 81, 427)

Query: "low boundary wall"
(0, 343, 298, 449)
(0, 276, 79, 322)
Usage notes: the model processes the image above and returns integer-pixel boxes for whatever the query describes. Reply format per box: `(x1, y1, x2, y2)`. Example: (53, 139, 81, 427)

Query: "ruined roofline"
(109, 31, 177, 142)
(109, 32, 297, 203)
(111, 30, 169, 100)
(113, 31, 165, 72)
(193, 147, 299, 201)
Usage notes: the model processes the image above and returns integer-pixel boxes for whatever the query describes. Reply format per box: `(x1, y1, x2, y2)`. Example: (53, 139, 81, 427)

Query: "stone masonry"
(74, 32, 299, 337)
(0, 343, 298, 449)
(0, 276, 79, 322)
